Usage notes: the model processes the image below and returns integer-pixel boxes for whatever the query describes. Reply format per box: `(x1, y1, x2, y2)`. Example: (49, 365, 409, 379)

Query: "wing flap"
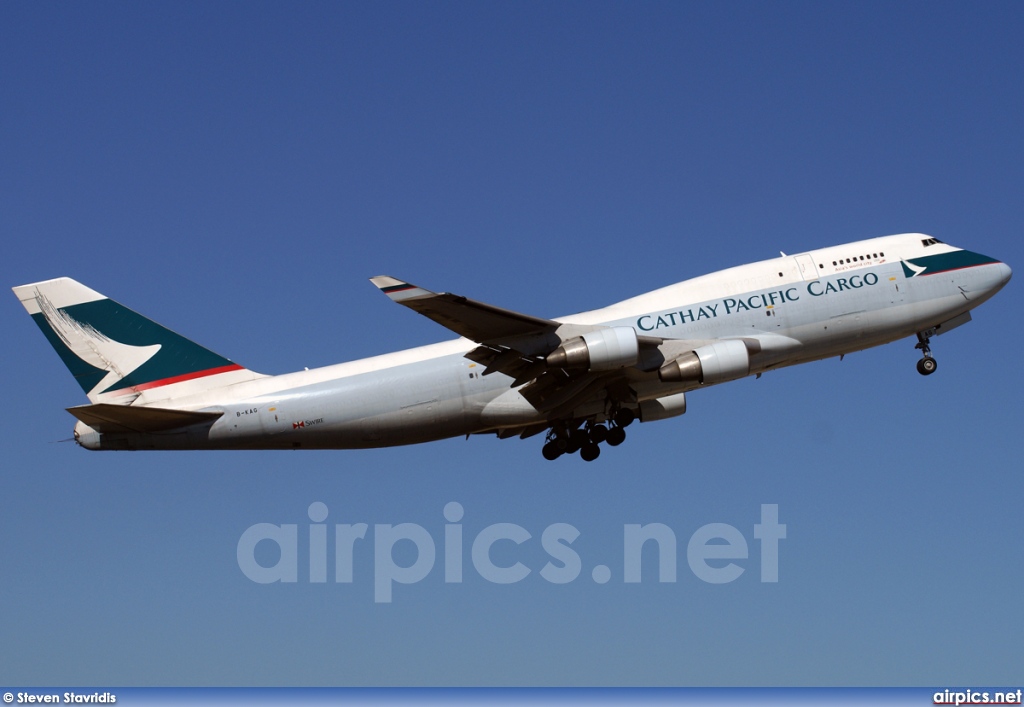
(67, 403, 223, 434)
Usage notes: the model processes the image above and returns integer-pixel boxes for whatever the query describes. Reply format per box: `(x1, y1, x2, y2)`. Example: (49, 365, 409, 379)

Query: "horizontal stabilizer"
(67, 404, 223, 434)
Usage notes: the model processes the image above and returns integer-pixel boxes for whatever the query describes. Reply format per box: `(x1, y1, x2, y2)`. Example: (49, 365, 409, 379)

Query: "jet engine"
(546, 327, 639, 371)
(658, 339, 750, 385)
(638, 392, 687, 422)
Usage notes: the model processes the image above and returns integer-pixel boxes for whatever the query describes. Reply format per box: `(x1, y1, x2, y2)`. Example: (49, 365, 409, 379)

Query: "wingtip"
(369, 275, 404, 289)
(370, 276, 435, 301)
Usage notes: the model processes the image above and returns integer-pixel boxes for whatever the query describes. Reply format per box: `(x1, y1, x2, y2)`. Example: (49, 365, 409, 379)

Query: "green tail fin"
(13, 277, 259, 402)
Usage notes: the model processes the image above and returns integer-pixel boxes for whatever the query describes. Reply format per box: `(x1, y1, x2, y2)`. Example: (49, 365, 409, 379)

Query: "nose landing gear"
(915, 330, 938, 376)
(916, 356, 937, 376)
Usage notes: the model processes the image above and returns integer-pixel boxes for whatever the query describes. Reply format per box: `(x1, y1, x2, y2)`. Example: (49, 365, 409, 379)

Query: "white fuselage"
(74, 234, 1011, 450)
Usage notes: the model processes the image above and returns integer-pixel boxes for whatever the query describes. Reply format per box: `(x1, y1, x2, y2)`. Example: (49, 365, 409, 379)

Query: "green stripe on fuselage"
(903, 250, 999, 278)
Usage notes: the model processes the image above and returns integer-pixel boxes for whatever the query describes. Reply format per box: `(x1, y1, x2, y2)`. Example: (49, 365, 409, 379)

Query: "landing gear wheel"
(566, 429, 588, 455)
(917, 356, 937, 376)
(588, 424, 608, 444)
(606, 426, 626, 447)
(542, 441, 563, 460)
(580, 443, 601, 462)
(614, 408, 635, 427)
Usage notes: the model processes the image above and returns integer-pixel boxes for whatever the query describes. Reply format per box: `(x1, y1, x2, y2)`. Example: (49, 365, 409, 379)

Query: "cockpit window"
(922, 238, 943, 247)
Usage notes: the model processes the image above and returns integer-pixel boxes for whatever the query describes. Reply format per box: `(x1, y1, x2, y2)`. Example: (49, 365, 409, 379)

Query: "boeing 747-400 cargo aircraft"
(13, 233, 1011, 461)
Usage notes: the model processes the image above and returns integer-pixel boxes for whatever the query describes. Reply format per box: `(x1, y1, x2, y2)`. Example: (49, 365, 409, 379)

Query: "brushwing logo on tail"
(35, 292, 161, 397)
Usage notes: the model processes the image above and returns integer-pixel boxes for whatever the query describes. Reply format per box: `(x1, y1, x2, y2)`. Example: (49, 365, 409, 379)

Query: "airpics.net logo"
(237, 503, 786, 602)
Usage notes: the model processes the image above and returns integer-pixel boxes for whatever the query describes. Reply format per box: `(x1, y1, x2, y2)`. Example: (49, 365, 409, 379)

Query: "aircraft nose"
(979, 259, 1012, 298)
(995, 261, 1012, 288)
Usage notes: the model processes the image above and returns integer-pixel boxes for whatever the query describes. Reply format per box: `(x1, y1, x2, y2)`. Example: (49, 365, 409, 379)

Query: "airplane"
(13, 233, 1011, 461)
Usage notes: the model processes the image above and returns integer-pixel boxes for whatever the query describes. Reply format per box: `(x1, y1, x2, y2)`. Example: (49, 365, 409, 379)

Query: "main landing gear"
(541, 408, 635, 462)
(915, 330, 938, 376)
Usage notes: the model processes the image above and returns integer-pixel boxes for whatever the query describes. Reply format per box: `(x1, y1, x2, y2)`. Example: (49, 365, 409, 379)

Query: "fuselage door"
(795, 254, 819, 281)
(260, 402, 287, 435)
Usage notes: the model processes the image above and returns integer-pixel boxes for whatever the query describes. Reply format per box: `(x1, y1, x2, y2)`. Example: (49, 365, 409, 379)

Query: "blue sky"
(1, 1, 1021, 687)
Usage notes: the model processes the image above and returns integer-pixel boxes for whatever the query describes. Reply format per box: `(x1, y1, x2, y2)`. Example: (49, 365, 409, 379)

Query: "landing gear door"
(795, 254, 819, 281)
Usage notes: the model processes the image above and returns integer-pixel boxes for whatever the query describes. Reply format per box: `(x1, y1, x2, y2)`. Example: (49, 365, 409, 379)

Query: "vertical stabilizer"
(13, 278, 263, 403)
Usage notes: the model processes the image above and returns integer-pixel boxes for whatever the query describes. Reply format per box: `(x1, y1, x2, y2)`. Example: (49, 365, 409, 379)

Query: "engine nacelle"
(658, 339, 750, 385)
(546, 327, 639, 371)
(638, 392, 687, 422)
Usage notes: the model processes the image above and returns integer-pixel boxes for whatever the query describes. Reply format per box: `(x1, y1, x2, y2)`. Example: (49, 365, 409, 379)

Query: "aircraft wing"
(371, 275, 583, 383)
(371, 276, 675, 418)
(371, 278, 806, 425)
(370, 276, 559, 345)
